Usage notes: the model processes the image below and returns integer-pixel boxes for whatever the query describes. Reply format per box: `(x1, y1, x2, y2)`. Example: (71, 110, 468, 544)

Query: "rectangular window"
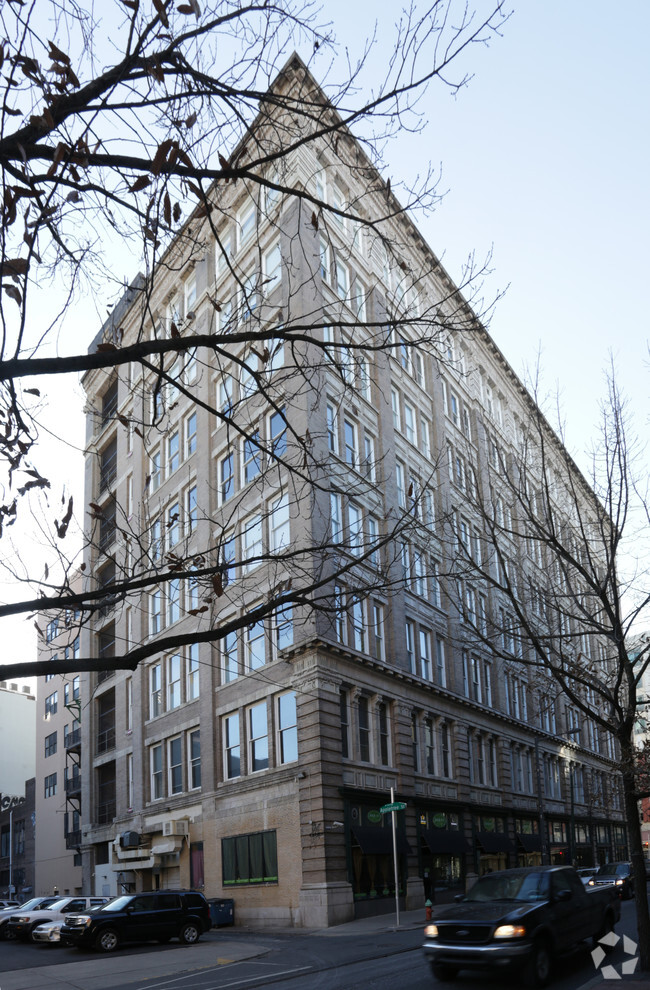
(222, 829, 277, 885)
(167, 430, 179, 475)
(151, 743, 163, 799)
(240, 515, 262, 574)
(319, 237, 331, 283)
(167, 501, 180, 548)
(340, 689, 349, 759)
(241, 271, 259, 317)
(238, 201, 256, 247)
(189, 729, 201, 789)
(278, 693, 298, 763)
(243, 432, 261, 484)
(44, 772, 57, 798)
(378, 702, 389, 765)
(185, 644, 199, 700)
(348, 503, 363, 556)
(396, 462, 406, 508)
(249, 703, 269, 772)
(149, 448, 162, 493)
(186, 484, 198, 535)
(185, 412, 197, 458)
(335, 258, 349, 300)
(150, 589, 162, 635)
(419, 628, 432, 681)
(263, 241, 282, 293)
(45, 691, 58, 717)
(224, 714, 241, 779)
(167, 578, 181, 625)
(326, 403, 338, 453)
(168, 736, 183, 794)
(269, 408, 287, 459)
(367, 514, 380, 568)
(372, 603, 385, 661)
(167, 654, 182, 709)
(274, 605, 293, 653)
(405, 619, 415, 674)
(358, 696, 371, 762)
(441, 723, 451, 777)
(343, 419, 357, 468)
(330, 492, 343, 543)
(404, 402, 416, 445)
(391, 389, 401, 430)
(245, 619, 265, 670)
(351, 597, 365, 652)
(334, 584, 347, 644)
(270, 493, 290, 551)
(223, 630, 238, 682)
(218, 375, 233, 416)
(150, 663, 162, 718)
(362, 434, 375, 481)
(219, 451, 234, 503)
(44, 731, 57, 757)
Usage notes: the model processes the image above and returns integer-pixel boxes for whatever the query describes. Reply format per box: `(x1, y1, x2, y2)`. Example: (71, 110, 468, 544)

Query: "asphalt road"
(0, 897, 642, 990)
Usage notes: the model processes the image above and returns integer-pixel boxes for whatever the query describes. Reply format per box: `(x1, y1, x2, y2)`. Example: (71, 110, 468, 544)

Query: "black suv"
(60, 890, 211, 952)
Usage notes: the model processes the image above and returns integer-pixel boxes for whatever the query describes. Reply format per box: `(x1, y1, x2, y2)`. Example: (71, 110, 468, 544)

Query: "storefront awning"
(476, 831, 515, 854)
(351, 826, 412, 856)
(516, 833, 542, 853)
(422, 829, 470, 855)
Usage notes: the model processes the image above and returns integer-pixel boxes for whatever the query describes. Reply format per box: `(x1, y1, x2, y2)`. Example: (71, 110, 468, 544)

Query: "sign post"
(380, 788, 407, 927)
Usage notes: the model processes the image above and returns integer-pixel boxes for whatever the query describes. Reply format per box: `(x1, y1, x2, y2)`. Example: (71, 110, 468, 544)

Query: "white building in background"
(0, 680, 35, 798)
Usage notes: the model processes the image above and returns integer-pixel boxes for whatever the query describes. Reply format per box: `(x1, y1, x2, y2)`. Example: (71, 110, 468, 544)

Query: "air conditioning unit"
(119, 830, 141, 849)
(162, 820, 189, 837)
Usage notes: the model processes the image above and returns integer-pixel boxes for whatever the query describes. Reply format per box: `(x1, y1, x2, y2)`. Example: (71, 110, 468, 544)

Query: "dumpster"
(209, 898, 235, 927)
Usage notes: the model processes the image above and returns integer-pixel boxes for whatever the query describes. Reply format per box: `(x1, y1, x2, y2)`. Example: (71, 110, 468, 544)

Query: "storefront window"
(474, 815, 511, 874)
(419, 808, 465, 902)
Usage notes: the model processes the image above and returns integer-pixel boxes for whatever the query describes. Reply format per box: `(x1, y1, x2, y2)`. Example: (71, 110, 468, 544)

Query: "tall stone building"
(77, 56, 627, 927)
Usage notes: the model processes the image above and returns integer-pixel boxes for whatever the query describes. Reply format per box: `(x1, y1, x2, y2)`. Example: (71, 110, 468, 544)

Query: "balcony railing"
(64, 728, 81, 750)
(65, 775, 81, 796)
(65, 830, 82, 849)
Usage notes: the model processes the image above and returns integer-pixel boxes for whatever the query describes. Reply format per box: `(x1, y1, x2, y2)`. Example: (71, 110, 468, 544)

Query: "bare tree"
(0, 1, 508, 677)
(443, 368, 650, 967)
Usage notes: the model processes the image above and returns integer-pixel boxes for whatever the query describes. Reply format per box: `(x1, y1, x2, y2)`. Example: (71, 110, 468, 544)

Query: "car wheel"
(179, 922, 200, 945)
(94, 927, 120, 953)
(430, 962, 458, 982)
(524, 938, 552, 988)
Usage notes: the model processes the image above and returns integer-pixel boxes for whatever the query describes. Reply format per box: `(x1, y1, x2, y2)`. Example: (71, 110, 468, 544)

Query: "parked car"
(0, 897, 58, 939)
(7, 896, 109, 941)
(423, 866, 620, 987)
(576, 867, 595, 887)
(31, 921, 64, 944)
(588, 861, 634, 900)
(61, 890, 211, 952)
(0, 900, 20, 910)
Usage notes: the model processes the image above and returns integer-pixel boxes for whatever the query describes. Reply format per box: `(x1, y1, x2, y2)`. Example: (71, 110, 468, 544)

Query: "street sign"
(380, 801, 407, 813)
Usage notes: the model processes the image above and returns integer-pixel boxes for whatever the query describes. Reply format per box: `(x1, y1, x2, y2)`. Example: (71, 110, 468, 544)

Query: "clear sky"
(318, 0, 649, 459)
(3, 0, 649, 674)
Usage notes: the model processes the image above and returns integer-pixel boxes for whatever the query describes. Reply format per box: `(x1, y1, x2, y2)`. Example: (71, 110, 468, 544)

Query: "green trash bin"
(209, 898, 235, 926)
